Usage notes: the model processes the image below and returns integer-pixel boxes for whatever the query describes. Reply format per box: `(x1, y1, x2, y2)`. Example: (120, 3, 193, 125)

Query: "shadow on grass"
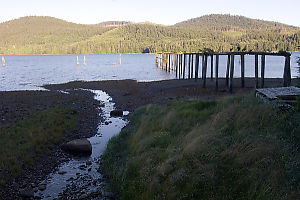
(101, 94, 299, 200)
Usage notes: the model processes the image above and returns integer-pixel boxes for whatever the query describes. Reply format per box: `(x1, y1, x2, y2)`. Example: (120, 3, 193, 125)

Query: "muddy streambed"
(35, 90, 128, 199)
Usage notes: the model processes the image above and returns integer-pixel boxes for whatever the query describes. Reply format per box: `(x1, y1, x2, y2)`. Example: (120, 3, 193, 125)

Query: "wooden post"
(2, 56, 5, 67)
(195, 53, 199, 80)
(168, 54, 171, 72)
(283, 55, 291, 87)
(229, 54, 235, 92)
(210, 54, 214, 79)
(241, 54, 245, 88)
(175, 54, 178, 78)
(163, 53, 165, 69)
(226, 54, 230, 86)
(215, 54, 219, 89)
(202, 54, 205, 79)
(203, 55, 208, 88)
(166, 54, 169, 71)
(183, 54, 186, 79)
(179, 54, 182, 79)
(255, 54, 259, 88)
(188, 54, 191, 79)
(172, 54, 174, 70)
(261, 54, 265, 88)
(160, 53, 163, 69)
(191, 54, 194, 79)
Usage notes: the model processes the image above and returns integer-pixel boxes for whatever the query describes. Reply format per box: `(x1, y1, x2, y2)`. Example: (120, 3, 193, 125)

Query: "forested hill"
(0, 15, 299, 54)
(174, 14, 297, 32)
(97, 21, 132, 27)
(0, 16, 113, 54)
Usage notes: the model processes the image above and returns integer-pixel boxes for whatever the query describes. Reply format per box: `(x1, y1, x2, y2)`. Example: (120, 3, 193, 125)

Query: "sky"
(0, 0, 299, 27)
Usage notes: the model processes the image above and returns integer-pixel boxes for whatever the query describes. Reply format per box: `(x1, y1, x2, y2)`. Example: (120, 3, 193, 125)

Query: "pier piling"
(156, 51, 291, 91)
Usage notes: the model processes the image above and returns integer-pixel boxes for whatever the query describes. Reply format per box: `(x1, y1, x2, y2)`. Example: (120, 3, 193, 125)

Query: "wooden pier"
(155, 51, 291, 92)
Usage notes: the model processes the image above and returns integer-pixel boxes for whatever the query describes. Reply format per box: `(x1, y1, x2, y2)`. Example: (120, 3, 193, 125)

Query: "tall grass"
(101, 95, 299, 200)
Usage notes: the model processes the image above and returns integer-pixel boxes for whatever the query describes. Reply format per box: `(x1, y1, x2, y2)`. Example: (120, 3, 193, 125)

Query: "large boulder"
(61, 139, 92, 156)
(110, 109, 123, 117)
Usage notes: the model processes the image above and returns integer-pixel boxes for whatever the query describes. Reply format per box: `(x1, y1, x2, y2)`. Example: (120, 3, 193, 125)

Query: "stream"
(34, 90, 128, 199)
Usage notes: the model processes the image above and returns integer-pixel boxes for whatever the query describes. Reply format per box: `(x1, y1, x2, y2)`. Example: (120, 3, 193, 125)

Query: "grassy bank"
(0, 106, 77, 187)
(101, 95, 300, 199)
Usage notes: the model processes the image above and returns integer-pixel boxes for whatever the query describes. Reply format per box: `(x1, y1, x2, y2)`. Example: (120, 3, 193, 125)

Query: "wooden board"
(256, 86, 300, 100)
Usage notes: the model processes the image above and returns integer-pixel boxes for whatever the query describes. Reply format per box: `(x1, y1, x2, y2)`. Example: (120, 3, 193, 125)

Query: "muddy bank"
(0, 89, 100, 199)
(44, 78, 263, 111)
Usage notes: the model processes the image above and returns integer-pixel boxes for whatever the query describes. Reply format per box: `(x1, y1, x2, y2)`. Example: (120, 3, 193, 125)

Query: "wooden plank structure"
(155, 51, 292, 91)
(256, 86, 300, 102)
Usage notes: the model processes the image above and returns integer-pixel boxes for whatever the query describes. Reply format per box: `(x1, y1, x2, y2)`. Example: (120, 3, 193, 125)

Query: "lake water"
(0, 53, 299, 91)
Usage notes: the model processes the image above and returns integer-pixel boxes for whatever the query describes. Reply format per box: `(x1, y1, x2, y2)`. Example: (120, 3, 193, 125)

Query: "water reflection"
(297, 57, 300, 78)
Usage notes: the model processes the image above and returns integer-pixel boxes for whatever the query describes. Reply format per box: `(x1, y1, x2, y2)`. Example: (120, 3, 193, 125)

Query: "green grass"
(101, 95, 300, 200)
(0, 106, 77, 188)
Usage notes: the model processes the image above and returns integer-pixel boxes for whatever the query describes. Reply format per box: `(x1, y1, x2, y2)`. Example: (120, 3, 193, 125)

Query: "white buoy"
(77, 56, 79, 65)
(2, 56, 5, 67)
(120, 54, 122, 65)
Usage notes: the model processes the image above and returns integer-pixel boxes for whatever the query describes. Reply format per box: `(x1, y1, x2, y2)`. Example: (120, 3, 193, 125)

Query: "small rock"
(38, 184, 46, 191)
(19, 188, 34, 198)
(104, 121, 109, 125)
(79, 193, 88, 199)
(88, 168, 92, 172)
(67, 177, 74, 182)
(79, 165, 86, 170)
(58, 170, 67, 175)
(110, 109, 123, 117)
(86, 161, 92, 166)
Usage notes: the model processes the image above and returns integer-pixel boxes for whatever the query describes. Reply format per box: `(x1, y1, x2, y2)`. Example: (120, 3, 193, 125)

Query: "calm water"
(0, 53, 299, 91)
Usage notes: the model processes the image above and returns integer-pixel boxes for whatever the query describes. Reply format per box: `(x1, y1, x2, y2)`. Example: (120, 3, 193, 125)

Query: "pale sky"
(1, 0, 299, 27)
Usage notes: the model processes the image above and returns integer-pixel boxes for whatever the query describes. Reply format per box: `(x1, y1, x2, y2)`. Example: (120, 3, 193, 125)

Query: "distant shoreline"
(1, 52, 299, 56)
(0, 53, 155, 56)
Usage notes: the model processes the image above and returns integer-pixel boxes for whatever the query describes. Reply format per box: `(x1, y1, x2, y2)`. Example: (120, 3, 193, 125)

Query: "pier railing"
(155, 51, 291, 92)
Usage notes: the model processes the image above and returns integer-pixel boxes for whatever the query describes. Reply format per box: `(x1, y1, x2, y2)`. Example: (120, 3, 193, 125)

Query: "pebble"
(67, 177, 74, 182)
(38, 184, 46, 191)
(19, 188, 34, 198)
(86, 161, 92, 166)
(79, 193, 88, 199)
(58, 170, 67, 175)
(79, 165, 86, 170)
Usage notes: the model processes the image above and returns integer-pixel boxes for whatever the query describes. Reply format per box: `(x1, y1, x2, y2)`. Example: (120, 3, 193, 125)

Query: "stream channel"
(34, 90, 128, 199)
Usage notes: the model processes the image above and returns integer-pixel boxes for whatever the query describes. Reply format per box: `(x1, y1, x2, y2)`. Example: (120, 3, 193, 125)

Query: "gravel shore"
(1, 77, 291, 199)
